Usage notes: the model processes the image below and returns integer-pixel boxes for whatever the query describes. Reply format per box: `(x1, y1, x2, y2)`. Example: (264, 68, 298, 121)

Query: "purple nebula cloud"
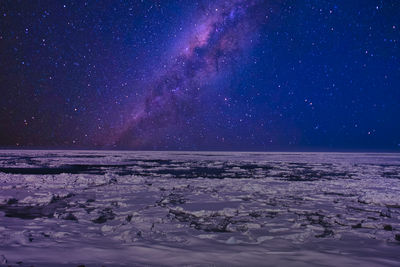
(108, 0, 280, 148)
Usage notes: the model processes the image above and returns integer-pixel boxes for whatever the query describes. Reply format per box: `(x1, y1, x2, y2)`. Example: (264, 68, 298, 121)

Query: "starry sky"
(1, 0, 399, 151)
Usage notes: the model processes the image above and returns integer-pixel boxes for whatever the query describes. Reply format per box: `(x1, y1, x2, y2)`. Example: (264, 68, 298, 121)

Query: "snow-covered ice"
(0, 151, 399, 266)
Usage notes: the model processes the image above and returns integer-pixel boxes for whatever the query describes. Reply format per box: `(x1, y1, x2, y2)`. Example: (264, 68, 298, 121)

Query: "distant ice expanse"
(0, 150, 399, 266)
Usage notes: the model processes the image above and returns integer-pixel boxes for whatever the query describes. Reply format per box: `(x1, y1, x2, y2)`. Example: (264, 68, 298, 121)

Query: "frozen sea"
(0, 150, 399, 266)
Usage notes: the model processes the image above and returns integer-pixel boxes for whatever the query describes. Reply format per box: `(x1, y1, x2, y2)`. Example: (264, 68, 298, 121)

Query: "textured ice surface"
(0, 151, 399, 266)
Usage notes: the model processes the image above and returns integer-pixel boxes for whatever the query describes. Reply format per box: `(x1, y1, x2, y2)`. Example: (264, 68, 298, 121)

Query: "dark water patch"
(395, 234, 400, 241)
(0, 159, 277, 179)
(117, 166, 228, 179)
(249, 211, 262, 218)
(0, 156, 42, 168)
(6, 198, 18, 205)
(92, 208, 115, 224)
(382, 171, 400, 179)
(275, 169, 351, 181)
(62, 212, 78, 221)
(0, 165, 98, 175)
(127, 159, 177, 165)
(120, 163, 274, 179)
(383, 225, 393, 231)
(0, 205, 55, 219)
(196, 154, 231, 157)
(386, 204, 400, 209)
(156, 167, 226, 178)
(0, 163, 136, 175)
(352, 223, 363, 229)
(0, 194, 74, 219)
(168, 209, 232, 233)
(52, 155, 107, 159)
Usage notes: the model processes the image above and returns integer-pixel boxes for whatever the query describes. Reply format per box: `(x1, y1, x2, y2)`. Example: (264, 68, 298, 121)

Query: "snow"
(0, 151, 399, 266)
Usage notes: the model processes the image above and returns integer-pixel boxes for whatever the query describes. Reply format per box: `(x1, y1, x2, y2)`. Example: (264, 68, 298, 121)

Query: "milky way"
(2, 0, 399, 150)
(110, 0, 280, 148)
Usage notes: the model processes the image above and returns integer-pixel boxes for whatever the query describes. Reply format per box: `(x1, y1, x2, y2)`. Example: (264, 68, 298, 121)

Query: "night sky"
(1, 0, 399, 151)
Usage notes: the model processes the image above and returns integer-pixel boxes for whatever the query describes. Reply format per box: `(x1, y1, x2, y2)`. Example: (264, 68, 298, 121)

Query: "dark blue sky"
(0, 0, 399, 151)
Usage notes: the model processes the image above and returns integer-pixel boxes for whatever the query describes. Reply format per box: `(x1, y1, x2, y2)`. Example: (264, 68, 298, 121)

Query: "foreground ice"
(0, 150, 399, 266)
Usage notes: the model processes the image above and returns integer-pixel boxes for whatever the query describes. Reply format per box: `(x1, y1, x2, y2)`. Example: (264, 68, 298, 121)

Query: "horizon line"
(0, 148, 399, 154)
